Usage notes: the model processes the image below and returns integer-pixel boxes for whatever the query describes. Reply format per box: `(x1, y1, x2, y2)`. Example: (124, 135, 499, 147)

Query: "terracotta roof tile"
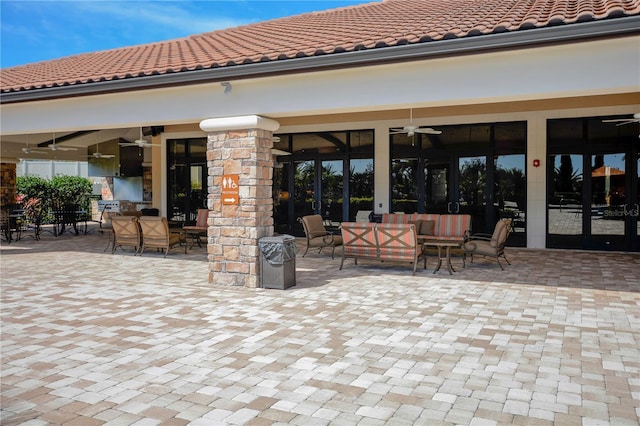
(1, 0, 639, 93)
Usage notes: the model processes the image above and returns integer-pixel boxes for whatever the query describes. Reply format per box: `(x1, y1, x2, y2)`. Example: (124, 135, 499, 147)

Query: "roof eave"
(2, 17, 639, 105)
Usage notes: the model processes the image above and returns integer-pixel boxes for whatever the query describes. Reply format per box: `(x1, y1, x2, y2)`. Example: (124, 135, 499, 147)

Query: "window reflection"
(391, 158, 418, 213)
(167, 138, 206, 223)
(548, 154, 583, 237)
(591, 153, 625, 236)
(349, 159, 373, 221)
(495, 155, 525, 232)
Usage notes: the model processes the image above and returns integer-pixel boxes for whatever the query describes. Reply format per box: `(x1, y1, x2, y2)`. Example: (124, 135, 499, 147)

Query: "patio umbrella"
(592, 166, 625, 205)
(591, 166, 625, 177)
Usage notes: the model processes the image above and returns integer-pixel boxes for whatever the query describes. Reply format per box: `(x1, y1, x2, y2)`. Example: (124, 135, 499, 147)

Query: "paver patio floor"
(1, 231, 639, 425)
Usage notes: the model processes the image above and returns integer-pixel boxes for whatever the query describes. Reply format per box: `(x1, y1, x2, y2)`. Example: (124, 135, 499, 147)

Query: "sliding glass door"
(390, 121, 526, 241)
(167, 138, 207, 224)
(547, 116, 639, 251)
(274, 130, 374, 235)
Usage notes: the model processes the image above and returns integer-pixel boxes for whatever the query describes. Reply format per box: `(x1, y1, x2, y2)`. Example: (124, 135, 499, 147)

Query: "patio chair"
(182, 208, 208, 248)
(1, 209, 13, 243)
(139, 216, 186, 257)
(111, 215, 142, 255)
(462, 218, 512, 270)
(298, 214, 343, 259)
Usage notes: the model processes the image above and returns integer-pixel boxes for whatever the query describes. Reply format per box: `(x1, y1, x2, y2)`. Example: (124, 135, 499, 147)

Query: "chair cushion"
(304, 215, 328, 238)
(490, 220, 508, 247)
(309, 234, 342, 247)
(463, 240, 495, 256)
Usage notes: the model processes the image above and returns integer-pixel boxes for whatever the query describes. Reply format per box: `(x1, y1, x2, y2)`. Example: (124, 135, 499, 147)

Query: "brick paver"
(1, 231, 639, 425)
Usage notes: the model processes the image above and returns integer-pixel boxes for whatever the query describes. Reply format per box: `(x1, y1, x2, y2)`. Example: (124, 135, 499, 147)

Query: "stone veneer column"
(0, 162, 17, 208)
(200, 115, 280, 287)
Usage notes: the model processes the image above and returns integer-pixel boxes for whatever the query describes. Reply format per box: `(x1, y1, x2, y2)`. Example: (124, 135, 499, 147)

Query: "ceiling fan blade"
(602, 119, 640, 126)
(119, 140, 161, 147)
(390, 128, 408, 134)
(602, 113, 640, 125)
(271, 149, 291, 156)
(22, 148, 49, 154)
(415, 128, 442, 135)
(49, 144, 78, 151)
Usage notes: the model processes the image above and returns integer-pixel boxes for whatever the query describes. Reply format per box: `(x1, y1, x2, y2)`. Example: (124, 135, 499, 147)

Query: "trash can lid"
(259, 235, 297, 265)
(259, 235, 296, 243)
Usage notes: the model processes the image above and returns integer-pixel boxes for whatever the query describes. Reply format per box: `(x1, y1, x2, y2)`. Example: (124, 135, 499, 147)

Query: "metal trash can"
(258, 235, 297, 289)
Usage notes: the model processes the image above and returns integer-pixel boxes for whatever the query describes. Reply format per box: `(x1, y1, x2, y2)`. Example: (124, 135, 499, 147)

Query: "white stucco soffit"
(200, 115, 280, 133)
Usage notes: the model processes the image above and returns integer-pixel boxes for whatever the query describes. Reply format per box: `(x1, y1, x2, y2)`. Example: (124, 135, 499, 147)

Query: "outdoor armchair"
(462, 218, 512, 270)
(111, 215, 141, 255)
(298, 214, 343, 259)
(182, 208, 208, 248)
(139, 216, 186, 257)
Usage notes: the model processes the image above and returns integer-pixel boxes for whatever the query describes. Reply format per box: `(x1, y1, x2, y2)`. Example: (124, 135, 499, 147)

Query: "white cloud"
(72, 1, 250, 36)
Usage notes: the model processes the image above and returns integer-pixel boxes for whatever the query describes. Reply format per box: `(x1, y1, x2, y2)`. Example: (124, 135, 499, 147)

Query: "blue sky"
(1, 0, 369, 68)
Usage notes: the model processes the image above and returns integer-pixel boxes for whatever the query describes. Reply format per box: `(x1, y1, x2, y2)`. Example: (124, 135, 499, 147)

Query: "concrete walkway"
(1, 231, 639, 425)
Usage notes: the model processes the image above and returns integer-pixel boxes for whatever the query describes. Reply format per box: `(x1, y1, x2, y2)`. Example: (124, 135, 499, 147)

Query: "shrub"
(16, 176, 50, 201)
(49, 175, 93, 211)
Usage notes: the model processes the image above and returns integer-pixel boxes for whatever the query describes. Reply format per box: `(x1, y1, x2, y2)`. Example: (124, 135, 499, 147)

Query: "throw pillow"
(408, 220, 422, 233)
(420, 220, 435, 235)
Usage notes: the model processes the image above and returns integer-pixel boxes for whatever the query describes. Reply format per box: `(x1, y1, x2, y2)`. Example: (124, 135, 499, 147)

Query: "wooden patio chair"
(139, 216, 186, 257)
(111, 215, 142, 255)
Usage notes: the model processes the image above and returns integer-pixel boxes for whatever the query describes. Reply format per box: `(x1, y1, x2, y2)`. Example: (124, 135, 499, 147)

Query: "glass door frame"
(290, 154, 347, 235)
(289, 154, 348, 221)
(275, 129, 375, 236)
(585, 147, 638, 251)
(546, 115, 639, 252)
(390, 121, 527, 238)
(166, 138, 207, 224)
(456, 153, 491, 234)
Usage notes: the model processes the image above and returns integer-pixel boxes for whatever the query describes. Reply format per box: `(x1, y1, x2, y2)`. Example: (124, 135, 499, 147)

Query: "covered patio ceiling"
(0, 127, 156, 162)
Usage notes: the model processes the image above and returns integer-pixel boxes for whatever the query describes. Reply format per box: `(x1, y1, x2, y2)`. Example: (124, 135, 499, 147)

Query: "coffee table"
(423, 241, 461, 274)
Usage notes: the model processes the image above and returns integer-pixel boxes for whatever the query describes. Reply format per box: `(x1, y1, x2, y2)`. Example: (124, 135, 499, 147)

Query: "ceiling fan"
(120, 127, 161, 148)
(22, 147, 48, 155)
(390, 108, 442, 136)
(21, 135, 49, 155)
(89, 151, 115, 159)
(88, 140, 115, 159)
(602, 112, 640, 126)
(48, 133, 78, 151)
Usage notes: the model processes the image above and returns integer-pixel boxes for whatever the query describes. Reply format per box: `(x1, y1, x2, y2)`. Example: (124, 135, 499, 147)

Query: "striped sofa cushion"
(381, 213, 407, 224)
(375, 223, 418, 261)
(340, 222, 377, 258)
(437, 214, 471, 238)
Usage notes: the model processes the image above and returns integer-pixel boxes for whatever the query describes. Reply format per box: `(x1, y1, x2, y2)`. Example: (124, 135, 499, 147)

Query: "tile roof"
(2, 0, 639, 94)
